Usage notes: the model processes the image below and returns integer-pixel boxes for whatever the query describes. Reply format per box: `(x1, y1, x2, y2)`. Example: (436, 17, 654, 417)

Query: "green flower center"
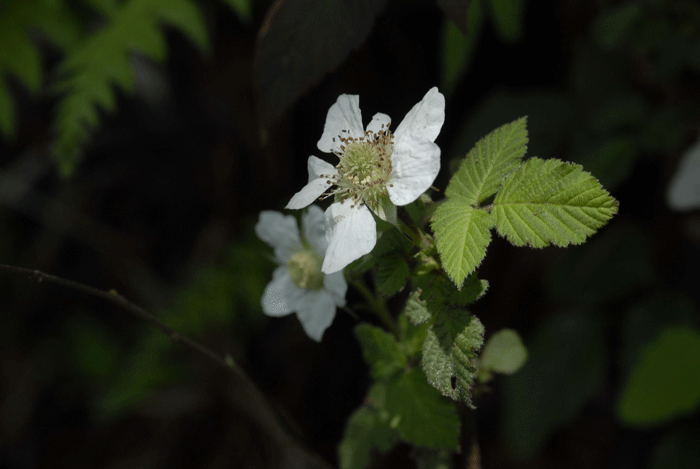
(326, 127, 394, 209)
(287, 249, 324, 290)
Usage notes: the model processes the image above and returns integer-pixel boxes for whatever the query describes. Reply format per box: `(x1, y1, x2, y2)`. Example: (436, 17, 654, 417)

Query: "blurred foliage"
(0, 0, 249, 175)
(618, 325, 700, 425)
(502, 311, 607, 460)
(67, 238, 267, 419)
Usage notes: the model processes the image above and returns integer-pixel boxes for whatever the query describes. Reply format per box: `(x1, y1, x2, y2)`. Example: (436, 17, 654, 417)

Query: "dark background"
(1, 0, 699, 467)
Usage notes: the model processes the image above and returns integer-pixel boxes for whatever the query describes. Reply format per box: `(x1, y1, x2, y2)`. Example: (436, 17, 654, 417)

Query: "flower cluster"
(258, 88, 444, 341)
(256, 206, 347, 341)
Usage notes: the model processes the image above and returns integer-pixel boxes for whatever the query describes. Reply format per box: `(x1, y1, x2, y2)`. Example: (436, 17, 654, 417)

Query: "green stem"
(351, 278, 398, 336)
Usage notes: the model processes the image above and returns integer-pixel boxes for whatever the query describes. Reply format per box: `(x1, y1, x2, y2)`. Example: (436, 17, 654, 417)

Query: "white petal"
(394, 87, 445, 143)
(287, 178, 331, 210)
(323, 271, 348, 307)
(255, 211, 302, 263)
(302, 205, 328, 255)
(388, 131, 441, 206)
(307, 156, 337, 182)
(322, 202, 377, 273)
(317, 94, 365, 153)
(261, 267, 304, 317)
(366, 113, 392, 135)
(296, 290, 337, 341)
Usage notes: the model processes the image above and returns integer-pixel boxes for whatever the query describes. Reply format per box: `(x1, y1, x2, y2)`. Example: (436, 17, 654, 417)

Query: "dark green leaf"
(254, 0, 389, 125)
(355, 324, 407, 380)
(386, 368, 460, 449)
(618, 325, 700, 426)
(422, 310, 484, 405)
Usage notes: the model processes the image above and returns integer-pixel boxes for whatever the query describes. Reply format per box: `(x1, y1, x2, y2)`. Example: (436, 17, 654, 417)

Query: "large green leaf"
(431, 200, 494, 288)
(422, 310, 484, 406)
(386, 368, 460, 449)
(492, 158, 619, 248)
(355, 324, 407, 380)
(446, 116, 528, 206)
(618, 325, 700, 426)
(254, 0, 389, 125)
(374, 255, 410, 297)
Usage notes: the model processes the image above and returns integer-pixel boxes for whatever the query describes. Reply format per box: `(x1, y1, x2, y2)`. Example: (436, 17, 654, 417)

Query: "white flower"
(286, 87, 445, 273)
(255, 205, 347, 341)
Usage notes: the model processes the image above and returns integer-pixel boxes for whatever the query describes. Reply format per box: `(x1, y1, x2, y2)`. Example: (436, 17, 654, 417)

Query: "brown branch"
(0, 263, 333, 469)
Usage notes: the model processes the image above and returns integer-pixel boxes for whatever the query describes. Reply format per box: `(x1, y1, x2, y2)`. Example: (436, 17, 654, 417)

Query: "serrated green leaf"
(479, 329, 527, 375)
(492, 158, 619, 248)
(489, 0, 524, 43)
(375, 256, 409, 297)
(447, 273, 489, 305)
(386, 368, 460, 449)
(355, 324, 407, 380)
(446, 116, 528, 205)
(422, 310, 484, 406)
(338, 405, 397, 469)
(404, 289, 432, 325)
(618, 325, 700, 426)
(432, 200, 494, 288)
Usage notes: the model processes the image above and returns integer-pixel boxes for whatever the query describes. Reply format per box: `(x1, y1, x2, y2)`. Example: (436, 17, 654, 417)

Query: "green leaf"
(502, 311, 606, 459)
(592, 3, 643, 50)
(355, 324, 407, 380)
(375, 255, 410, 297)
(440, 0, 485, 94)
(489, 0, 525, 43)
(398, 312, 428, 359)
(618, 325, 700, 426)
(404, 289, 432, 325)
(254, 0, 389, 125)
(422, 310, 484, 406)
(492, 158, 619, 248)
(386, 368, 460, 449)
(431, 200, 494, 288)
(338, 386, 397, 469)
(479, 328, 527, 375)
(447, 116, 528, 205)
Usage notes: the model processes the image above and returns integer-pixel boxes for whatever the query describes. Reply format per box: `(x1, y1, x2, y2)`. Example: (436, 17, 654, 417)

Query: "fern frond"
(53, 0, 209, 176)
